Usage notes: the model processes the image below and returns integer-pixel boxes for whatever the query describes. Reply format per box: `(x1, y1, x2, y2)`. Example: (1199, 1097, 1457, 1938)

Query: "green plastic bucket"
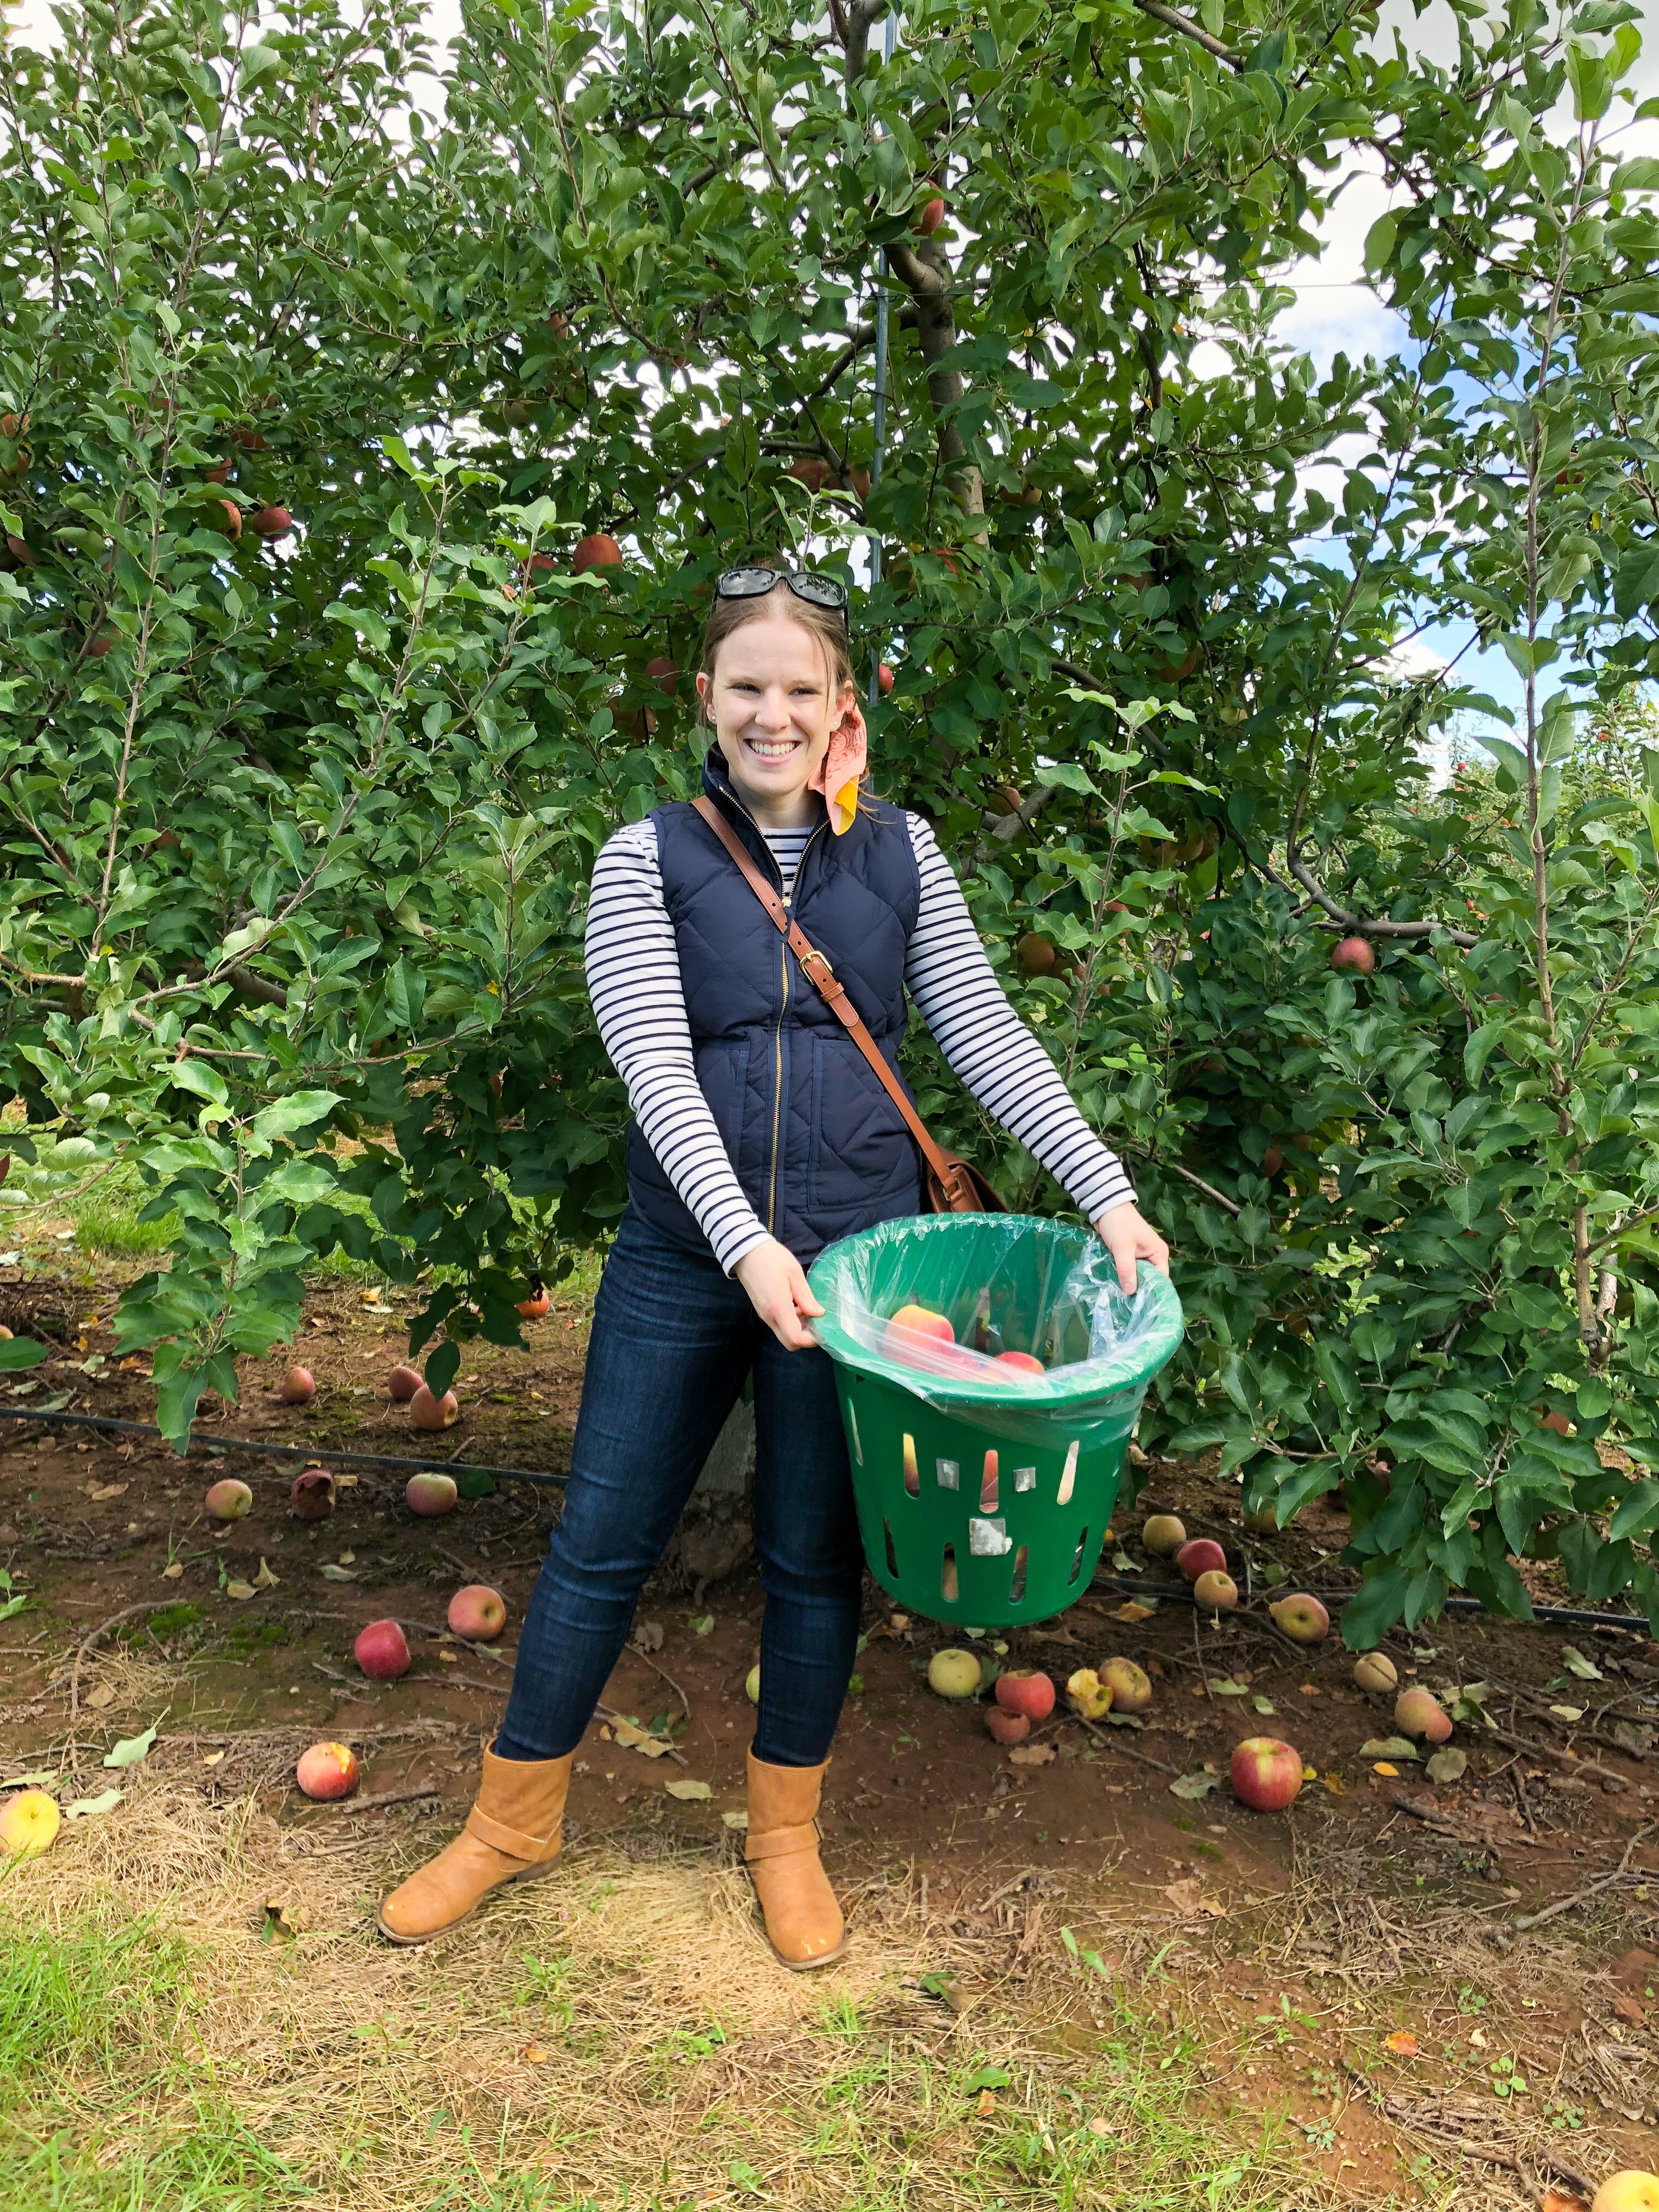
(808, 1214, 1185, 1628)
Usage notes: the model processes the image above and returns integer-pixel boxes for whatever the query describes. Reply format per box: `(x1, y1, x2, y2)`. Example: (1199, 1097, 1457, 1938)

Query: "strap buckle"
(797, 945, 837, 989)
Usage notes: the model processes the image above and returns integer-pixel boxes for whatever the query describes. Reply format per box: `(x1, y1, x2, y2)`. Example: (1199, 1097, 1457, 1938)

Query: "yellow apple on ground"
(1102, 1657, 1152, 1713)
(1593, 2175, 1659, 2212)
(205, 1477, 252, 1520)
(1065, 1666, 1113, 1721)
(0, 1788, 60, 1858)
(928, 1648, 982, 1700)
(1353, 1652, 1397, 1695)
(1141, 1513, 1186, 1556)
(1193, 1569, 1238, 1612)
(1268, 1594, 1330, 1644)
(1395, 1687, 1452, 1742)
(745, 1663, 760, 1705)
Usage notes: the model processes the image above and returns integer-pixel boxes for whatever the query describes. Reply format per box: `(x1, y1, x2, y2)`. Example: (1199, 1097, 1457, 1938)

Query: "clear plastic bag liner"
(808, 1212, 1185, 1447)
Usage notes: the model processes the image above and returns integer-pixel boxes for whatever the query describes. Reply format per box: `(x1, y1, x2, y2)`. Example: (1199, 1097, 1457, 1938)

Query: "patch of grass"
(0, 1900, 303, 2211)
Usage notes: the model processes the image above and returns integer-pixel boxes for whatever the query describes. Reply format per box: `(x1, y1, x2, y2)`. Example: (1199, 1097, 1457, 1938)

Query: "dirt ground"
(5, 1263, 1659, 2209)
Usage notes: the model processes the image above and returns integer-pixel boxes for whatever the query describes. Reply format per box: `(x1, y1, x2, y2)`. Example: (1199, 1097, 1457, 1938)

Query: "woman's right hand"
(734, 1235, 824, 1350)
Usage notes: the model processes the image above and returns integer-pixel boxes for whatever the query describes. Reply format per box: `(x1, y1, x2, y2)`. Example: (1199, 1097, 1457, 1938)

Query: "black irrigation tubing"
(0, 1402, 569, 1489)
(1088, 1572, 1654, 1637)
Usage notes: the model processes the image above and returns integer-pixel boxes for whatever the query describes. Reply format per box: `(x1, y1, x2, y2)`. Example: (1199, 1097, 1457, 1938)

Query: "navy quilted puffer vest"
(625, 750, 924, 1263)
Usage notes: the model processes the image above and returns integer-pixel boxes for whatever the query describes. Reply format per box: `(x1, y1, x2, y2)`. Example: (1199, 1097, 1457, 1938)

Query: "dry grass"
(2, 1778, 1321, 2212)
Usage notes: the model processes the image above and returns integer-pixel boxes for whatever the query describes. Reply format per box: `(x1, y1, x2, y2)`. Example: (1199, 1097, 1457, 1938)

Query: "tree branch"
(1128, 0, 1240, 69)
(1284, 851, 1477, 947)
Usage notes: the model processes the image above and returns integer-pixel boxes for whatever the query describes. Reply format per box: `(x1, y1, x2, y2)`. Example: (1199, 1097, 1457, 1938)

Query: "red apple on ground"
(877, 662, 894, 694)
(572, 531, 622, 574)
(205, 1477, 253, 1521)
(1175, 1538, 1227, 1582)
(410, 1383, 459, 1431)
(1353, 1652, 1398, 1695)
(1268, 1594, 1330, 1644)
(517, 1288, 551, 1318)
(1395, 1687, 1452, 1742)
(388, 1363, 422, 1401)
(984, 1705, 1031, 1746)
(354, 1620, 411, 1680)
(1331, 935, 1375, 975)
(448, 1584, 507, 1641)
(1193, 1568, 1238, 1612)
(1141, 1513, 1187, 1557)
(289, 1468, 337, 1521)
(277, 1364, 315, 1404)
(995, 1668, 1056, 1722)
(1231, 1736, 1304, 1812)
(295, 1741, 359, 1800)
(246, 505, 293, 538)
(927, 1648, 982, 1700)
(405, 1472, 459, 1516)
(0, 1788, 61, 1858)
(1102, 1657, 1153, 1713)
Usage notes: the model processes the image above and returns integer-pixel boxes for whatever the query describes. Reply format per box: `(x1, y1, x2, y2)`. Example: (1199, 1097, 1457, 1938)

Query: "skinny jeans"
(495, 1206, 866, 1768)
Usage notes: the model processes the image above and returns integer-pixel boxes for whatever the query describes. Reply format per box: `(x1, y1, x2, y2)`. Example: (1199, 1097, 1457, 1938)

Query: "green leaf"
(424, 1340, 461, 1400)
(0, 1338, 48, 1373)
(103, 1720, 161, 1769)
(1610, 1479, 1659, 1542)
(1363, 212, 1397, 274)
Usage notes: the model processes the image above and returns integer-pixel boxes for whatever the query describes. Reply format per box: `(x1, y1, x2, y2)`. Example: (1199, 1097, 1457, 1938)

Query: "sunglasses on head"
(714, 566, 850, 618)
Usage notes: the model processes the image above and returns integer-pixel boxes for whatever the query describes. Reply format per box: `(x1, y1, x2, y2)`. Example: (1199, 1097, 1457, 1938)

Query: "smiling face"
(696, 604, 860, 829)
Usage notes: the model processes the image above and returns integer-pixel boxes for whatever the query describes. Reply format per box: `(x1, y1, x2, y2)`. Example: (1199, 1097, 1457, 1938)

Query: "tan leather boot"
(743, 1748, 848, 1971)
(376, 1742, 573, 1945)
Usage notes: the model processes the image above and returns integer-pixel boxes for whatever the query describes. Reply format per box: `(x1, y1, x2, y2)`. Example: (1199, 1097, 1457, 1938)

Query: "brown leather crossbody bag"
(692, 795, 1007, 1217)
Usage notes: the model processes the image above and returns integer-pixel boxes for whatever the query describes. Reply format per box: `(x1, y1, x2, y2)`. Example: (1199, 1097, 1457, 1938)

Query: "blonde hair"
(696, 571, 855, 732)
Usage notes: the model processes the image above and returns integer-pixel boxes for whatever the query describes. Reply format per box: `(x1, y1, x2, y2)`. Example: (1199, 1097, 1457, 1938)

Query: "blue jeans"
(495, 1207, 867, 1768)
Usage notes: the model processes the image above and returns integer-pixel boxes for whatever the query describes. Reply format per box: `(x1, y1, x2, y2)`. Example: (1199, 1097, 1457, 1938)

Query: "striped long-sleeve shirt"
(584, 811, 1136, 1274)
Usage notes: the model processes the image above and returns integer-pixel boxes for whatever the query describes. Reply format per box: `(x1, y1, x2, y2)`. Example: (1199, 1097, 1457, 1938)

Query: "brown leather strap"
(465, 1803, 562, 1860)
(743, 1818, 822, 1864)
(692, 794, 967, 1196)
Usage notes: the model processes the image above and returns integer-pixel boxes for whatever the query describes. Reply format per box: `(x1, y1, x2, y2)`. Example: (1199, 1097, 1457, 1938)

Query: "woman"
(379, 566, 1170, 1965)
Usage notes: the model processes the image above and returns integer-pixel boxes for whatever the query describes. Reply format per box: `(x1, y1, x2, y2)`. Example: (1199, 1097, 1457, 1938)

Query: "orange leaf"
(1542, 2191, 1589, 2212)
(1384, 2032, 1419, 2057)
(975, 2088, 997, 2117)
(1372, 1760, 1400, 1778)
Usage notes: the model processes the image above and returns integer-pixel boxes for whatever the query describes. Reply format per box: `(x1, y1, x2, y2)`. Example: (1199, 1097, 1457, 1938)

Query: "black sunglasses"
(714, 566, 850, 618)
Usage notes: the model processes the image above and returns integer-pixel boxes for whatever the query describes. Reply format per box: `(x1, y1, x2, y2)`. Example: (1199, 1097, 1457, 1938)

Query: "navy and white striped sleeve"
(584, 821, 771, 1275)
(901, 814, 1137, 1223)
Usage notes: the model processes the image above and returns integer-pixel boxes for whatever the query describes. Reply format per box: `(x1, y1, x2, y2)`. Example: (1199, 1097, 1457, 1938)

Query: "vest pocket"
(693, 1034, 752, 1173)
(807, 1032, 915, 1214)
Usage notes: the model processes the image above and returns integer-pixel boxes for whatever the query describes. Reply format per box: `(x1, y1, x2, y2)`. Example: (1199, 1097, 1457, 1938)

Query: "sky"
(7, 0, 1656, 770)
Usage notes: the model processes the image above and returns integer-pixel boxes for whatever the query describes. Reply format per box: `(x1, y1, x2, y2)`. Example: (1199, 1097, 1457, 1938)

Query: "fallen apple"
(1268, 1594, 1330, 1645)
(1330, 934, 1375, 975)
(1231, 1736, 1304, 1812)
(204, 1477, 253, 1521)
(387, 1363, 422, 1402)
(1193, 1568, 1238, 1613)
(1593, 2173, 1659, 2212)
(354, 1619, 411, 1680)
(1352, 1652, 1398, 1695)
(1175, 1537, 1227, 1582)
(984, 1705, 1030, 1746)
(448, 1583, 507, 1641)
(277, 1364, 315, 1404)
(405, 1472, 459, 1516)
(410, 1382, 460, 1431)
(1065, 1666, 1113, 1721)
(295, 1741, 359, 1801)
(745, 1663, 760, 1705)
(994, 1668, 1056, 1722)
(1395, 1687, 1452, 1743)
(1102, 1656, 1153, 1714)
(1141, 1513, 1187, 1557)
(518, 1288, 551, 1319)
(1242, 1501, 1279, 1534)
(289, 1468, 337, 1521)
(928, 1647, 983, 1701)
(0, 1788, 61, 1859)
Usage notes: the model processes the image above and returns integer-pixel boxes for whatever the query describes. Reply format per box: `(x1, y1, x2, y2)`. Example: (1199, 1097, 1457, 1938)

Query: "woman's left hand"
(1092, 1201, 1170, 1295)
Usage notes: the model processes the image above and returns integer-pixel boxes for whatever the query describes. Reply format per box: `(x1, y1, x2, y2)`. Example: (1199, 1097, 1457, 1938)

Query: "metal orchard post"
(867, 9, 897, 712)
